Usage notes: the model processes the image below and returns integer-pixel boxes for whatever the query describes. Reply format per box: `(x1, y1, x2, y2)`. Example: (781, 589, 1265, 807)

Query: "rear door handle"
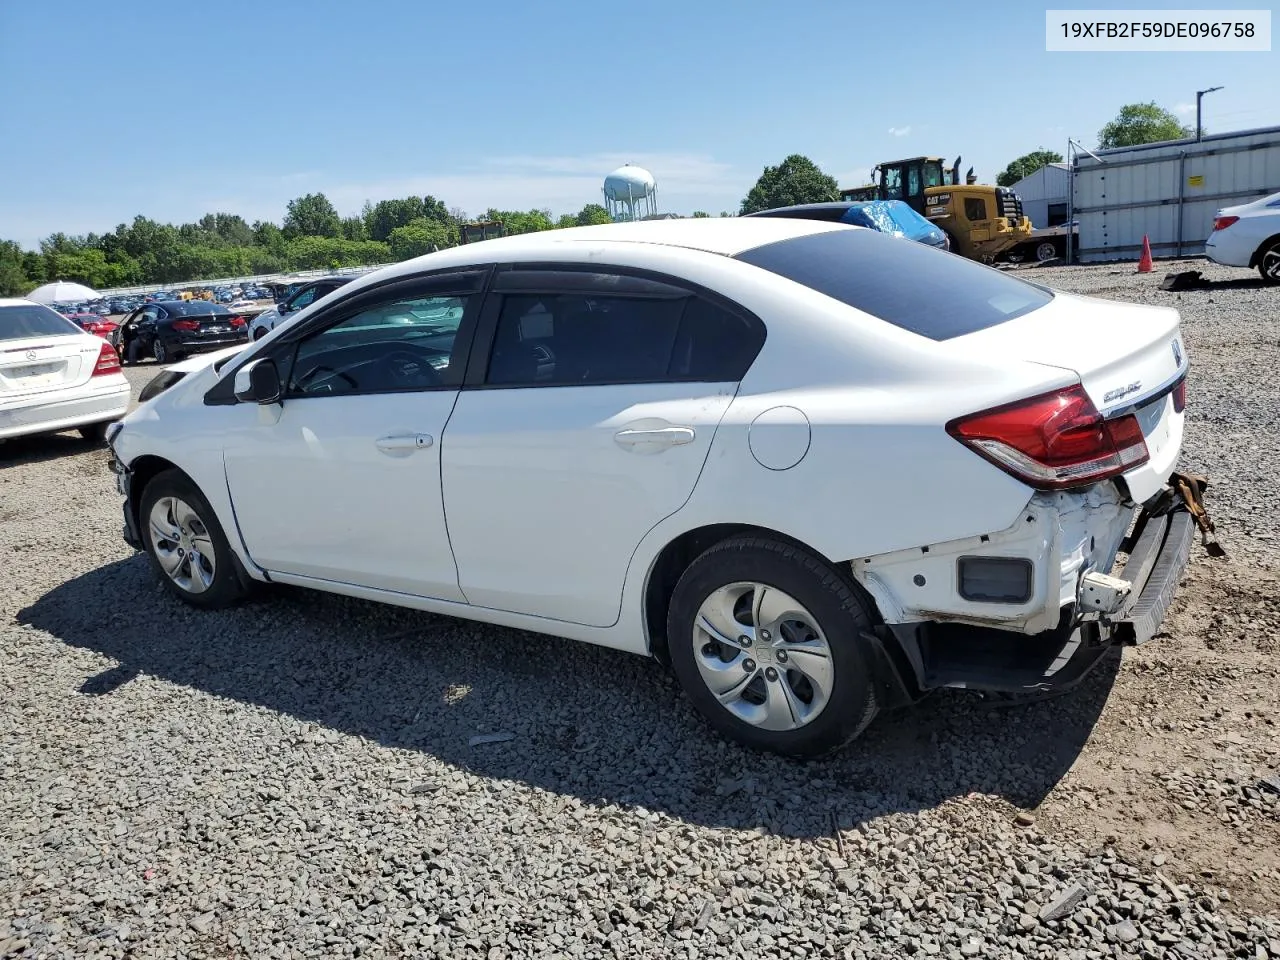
(375, 433, 433, 455)
(614, 426, 696, 449)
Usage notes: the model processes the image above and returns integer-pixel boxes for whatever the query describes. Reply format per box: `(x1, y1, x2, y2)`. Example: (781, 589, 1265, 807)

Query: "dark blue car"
(744, 200, 950, 251)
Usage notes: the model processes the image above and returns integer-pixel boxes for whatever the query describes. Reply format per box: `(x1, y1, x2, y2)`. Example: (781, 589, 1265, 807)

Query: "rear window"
(734, 228, 1053, 341)
(0, 303, 82, 340)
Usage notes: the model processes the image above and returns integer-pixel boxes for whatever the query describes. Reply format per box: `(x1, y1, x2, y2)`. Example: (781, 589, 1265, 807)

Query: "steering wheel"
(383, 349, 443, 387)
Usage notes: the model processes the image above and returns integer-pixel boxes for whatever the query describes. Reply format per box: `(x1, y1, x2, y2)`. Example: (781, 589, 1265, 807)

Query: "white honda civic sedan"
(1, 298, 130, 444)
(107, 218, 1201, 757)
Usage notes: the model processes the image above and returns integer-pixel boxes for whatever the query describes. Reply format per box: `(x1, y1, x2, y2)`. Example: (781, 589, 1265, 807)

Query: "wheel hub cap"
(691, 582, 834, 732)
(148, 496, 216, 594)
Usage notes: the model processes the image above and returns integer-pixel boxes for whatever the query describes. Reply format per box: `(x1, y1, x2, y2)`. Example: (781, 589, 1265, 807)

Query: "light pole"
(1196, 86, 1223, 141)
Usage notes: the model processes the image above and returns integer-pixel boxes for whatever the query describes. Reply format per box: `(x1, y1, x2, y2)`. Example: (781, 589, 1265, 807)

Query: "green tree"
(0, 240, 30, 296)
(282, 193, 342, 239)
(691, 210, 710, 218)
(362, 195, 454, 241)
(340, 216, 368, 241)
(484, 208, 555, 235)
(740, 155, 839, 215)
(387, 218, 453, 260)
(1098, 103, 1193, 149)
(251, 220, 286, 252)
(575, 203, 613, 226)
(996, 149, 1065, 187)
(555, 214, 578, 229)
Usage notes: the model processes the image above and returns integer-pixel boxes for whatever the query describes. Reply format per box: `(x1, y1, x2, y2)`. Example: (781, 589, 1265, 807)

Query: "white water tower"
(603, 164, 657, 221)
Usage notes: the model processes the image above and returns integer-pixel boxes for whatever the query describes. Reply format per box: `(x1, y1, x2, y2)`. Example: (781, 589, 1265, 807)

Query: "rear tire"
(139, 469, 249, 610)
(153, 339, 169, 364)
(1258, 239, 1280, 285)
(1034, 240, 1059, 262)
(666, 536, 880, 759)
(78, 421, 112, 444)
(253, 327, 267, 341)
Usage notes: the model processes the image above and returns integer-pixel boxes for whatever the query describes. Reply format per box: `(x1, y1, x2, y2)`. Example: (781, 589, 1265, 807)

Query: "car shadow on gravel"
(20, 557, 1120, 839)
(0, 432, 106, 468)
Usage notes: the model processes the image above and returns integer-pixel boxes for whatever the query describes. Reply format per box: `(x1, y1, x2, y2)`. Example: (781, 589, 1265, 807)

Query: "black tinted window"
(964, 197, 988, 221)
(0, 304, 81, 340)
(734, 228, 1052, 341)
(486, 291, 762, 386)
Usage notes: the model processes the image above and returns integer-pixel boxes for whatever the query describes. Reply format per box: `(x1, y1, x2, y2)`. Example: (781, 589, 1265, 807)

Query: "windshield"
(735, 227, 1053, 341)
(0, 303, 83, 340)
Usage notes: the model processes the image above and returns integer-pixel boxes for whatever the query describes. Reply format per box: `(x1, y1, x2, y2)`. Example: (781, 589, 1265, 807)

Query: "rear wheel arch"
(1249, 232, 1280, 267)
(642, 523, 876, 666)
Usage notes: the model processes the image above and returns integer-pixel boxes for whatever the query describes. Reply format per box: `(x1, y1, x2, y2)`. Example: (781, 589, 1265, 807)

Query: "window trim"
(461, 261, 767, 390)
(203, 267, 493, 406)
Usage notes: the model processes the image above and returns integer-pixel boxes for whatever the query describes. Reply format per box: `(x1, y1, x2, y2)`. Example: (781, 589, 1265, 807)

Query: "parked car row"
(96, 216, 1202, 759)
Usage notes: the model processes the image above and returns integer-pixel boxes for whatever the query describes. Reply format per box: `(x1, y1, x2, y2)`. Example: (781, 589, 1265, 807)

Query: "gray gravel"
(2, 260, 1279, 959)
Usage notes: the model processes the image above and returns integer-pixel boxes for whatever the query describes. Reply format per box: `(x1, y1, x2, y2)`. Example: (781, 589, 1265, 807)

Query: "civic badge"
(25, 350, 37, 360)
(1172, 339, 1182, 366)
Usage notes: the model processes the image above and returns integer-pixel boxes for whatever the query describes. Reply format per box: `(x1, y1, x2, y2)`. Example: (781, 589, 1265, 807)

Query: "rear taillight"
(171, 319, 199, 331)
(229, 316, 246, 328)
(92, 341, 121, 377)
(1212, 215, 1239, 231)
(1172, 378, 1186, 413)
(946, 384, 1150, 490)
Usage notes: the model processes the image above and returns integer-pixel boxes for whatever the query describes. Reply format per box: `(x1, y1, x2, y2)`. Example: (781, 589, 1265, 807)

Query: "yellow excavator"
(841, 156, 1032, 262)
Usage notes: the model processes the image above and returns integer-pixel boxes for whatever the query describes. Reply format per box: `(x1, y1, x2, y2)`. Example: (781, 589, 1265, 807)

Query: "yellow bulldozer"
(841, 156, 1032, 262)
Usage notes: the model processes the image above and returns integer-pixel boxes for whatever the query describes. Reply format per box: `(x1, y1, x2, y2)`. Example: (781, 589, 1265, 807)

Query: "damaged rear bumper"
(855, 473, 1212, 703)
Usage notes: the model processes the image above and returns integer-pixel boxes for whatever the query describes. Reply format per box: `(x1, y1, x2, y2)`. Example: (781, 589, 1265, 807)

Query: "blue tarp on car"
(839, 200, 948, 248)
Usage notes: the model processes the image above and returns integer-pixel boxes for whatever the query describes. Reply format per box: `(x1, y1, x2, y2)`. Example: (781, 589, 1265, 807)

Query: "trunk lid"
(950, 290, 1185, 415)
(177, 311, 241, 338)
(0, 334, 101, 397)
(949, 290, 1188, 501)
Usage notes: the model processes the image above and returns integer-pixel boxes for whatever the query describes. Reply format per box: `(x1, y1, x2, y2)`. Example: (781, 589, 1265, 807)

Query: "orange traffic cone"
(1137, 235, 1153, 273)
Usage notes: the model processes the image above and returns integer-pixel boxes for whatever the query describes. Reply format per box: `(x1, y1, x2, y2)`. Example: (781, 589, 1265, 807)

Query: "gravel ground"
(2, 258, 1278, 959)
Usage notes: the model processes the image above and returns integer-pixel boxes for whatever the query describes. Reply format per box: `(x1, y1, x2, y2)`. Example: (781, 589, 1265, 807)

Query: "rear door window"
(735, 228, 1053, 341)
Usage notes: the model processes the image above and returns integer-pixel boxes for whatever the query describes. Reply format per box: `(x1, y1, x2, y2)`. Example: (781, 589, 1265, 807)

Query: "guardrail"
(96, 263, 393, 299)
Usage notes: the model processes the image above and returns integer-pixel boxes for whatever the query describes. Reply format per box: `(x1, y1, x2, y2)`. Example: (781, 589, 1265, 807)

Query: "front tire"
(253, 326, 267, 341)
(1258, 239, 1280, 285)
(1034, 240, 1059, 262)
(666, 536, 879, 758)
(139, 469, 248, 609)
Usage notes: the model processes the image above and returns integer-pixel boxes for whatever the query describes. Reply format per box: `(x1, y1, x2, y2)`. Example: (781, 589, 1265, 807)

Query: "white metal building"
(1071, 126, 1280, 263)
(1009, 163, 1069, 229)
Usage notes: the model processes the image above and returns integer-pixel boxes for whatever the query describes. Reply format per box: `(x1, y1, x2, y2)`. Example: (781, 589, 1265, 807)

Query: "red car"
(70, 313, 120, 342)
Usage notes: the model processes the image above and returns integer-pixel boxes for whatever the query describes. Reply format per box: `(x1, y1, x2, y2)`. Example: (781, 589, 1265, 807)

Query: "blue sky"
(1, 0, 1275, 248)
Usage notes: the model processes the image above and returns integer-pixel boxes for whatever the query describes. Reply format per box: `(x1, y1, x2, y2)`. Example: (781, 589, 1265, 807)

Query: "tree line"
(0, 194, 641, 296)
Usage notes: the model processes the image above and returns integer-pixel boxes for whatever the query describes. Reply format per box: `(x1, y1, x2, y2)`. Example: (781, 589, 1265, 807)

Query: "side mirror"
(233, 357, 282, 404)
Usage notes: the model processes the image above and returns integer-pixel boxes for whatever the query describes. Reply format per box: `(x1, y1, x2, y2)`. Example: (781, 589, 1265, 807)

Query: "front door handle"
(375, 433, 433, 456)
(614, 425, 696, 450)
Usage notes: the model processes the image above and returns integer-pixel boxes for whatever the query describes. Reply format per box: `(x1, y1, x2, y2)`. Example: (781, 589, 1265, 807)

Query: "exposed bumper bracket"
(1112, 509, 1196, 646)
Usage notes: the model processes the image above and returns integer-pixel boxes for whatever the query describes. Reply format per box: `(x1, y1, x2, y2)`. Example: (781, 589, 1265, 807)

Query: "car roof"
(0, 298, 46, 308)
(160, 300, 228, 315)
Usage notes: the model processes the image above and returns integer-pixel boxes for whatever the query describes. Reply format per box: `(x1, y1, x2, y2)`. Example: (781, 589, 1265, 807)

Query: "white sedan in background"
(108, 218, 1200, 757)
(1204, 190, 1280, 283)
(1, 298, 129, 444)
